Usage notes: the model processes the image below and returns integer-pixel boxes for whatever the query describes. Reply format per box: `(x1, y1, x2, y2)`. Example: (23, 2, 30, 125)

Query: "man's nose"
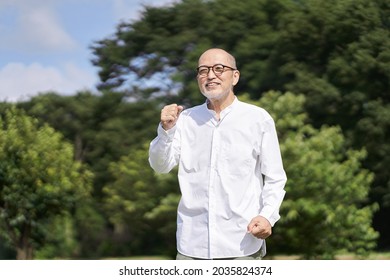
(207, 68, 217, 78)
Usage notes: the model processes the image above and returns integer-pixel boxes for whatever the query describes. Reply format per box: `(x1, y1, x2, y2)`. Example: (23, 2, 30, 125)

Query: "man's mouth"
(206, 82, 220, 88)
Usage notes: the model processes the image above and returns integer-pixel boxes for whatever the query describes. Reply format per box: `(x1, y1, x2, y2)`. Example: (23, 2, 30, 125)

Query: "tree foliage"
(0, 108, 93, 259)
(18, 91, 159, 196)
(103, 143, 179, 257)
(242, 92, 378, 258)
(17, 91, 161, 258)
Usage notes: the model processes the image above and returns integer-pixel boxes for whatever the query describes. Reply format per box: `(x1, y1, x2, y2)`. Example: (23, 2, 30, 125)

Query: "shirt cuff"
(157, 123, 177, 139)
(259, 206, 281, 227)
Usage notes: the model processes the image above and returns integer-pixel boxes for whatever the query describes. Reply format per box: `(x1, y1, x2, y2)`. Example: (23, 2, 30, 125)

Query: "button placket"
(208, 125, 220, 258)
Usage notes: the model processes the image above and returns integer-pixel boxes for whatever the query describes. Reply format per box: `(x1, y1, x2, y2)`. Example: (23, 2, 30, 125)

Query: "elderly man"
(149, 48, 287, 260)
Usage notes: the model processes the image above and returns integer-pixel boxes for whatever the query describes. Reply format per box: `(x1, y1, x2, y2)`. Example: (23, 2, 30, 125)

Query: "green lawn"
(107, 252, 390, 260)
(265, 252, 390, 260)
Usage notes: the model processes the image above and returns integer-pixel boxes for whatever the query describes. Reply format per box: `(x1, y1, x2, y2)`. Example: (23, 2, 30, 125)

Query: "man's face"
(197, 50, 239, 101)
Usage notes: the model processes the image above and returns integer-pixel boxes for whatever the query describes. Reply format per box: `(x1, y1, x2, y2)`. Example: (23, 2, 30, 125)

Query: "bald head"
(198, 48, 237, 69)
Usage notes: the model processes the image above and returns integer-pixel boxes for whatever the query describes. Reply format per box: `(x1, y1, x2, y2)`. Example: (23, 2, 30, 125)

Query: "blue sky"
(0, 0, 174, 102)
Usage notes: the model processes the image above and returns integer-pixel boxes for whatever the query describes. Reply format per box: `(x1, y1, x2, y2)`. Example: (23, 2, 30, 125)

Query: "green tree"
(18, 91, 161, 258)
(0, 108, 93, 259)
(103, 143, 179, 257)
(19, 91, 159, 196)
(243, 92, 378, 259)
(90, 0, 290, 103)
(270, 0, 390, 248)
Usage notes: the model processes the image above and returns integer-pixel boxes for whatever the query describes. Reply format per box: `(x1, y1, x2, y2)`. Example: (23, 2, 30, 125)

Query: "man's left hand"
(247, 215, 272, 239)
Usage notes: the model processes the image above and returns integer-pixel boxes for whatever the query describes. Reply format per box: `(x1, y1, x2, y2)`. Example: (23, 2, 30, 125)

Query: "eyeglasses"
(196, 64, 236, 77)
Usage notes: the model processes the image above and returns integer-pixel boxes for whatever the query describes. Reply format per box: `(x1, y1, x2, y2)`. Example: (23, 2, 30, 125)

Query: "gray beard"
(201, 90, 229, 102)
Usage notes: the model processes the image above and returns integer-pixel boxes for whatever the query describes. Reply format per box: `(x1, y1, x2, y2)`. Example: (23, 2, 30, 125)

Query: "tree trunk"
(16, 225, 34, 260)
(16, 246, 33, 260)
(74, 134, 86, 161)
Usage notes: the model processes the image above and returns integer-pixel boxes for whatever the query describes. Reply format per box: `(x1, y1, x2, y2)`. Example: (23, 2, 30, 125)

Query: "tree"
(0, 108, 93, 259)
(18, 91, 100, 162)
(269, 0, 390, 249)
(242, 92, 378, 259)
(19, 91, 159, 196)
(18, 91, 162, 258)
(103, 143, 179, 257)
(90, 0, 290, 103)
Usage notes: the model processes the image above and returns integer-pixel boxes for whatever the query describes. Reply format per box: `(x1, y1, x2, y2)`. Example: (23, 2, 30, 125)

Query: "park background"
(0, 0, 389, 260)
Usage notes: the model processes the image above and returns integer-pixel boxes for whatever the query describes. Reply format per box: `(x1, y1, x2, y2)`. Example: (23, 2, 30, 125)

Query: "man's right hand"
(161, 104, 184, 130)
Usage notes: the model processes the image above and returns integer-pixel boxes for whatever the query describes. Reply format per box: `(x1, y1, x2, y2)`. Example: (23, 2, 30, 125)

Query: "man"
(149, 48, 287, 260)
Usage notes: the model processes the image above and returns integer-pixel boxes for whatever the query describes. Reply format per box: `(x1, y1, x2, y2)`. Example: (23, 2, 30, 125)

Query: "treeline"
(0, 0, 389, 259)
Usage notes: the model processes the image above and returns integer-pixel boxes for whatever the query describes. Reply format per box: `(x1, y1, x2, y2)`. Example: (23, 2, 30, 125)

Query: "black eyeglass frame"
(196, 64, 237, 77)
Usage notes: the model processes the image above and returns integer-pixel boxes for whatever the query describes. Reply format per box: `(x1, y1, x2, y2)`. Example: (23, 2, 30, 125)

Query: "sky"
(0, 0, 175, 102)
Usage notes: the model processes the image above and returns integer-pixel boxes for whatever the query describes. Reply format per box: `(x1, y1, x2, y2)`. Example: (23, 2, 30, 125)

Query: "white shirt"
(149, 97, 287, 259)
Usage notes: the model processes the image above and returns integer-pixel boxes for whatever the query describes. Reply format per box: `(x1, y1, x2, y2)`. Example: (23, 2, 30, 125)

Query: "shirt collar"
(204, 96, 238, 123)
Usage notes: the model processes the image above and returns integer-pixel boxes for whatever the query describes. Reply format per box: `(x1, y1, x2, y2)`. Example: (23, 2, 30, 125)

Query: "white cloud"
(113, 0, 140, 21)
(0, 0, 179, 102)
(113, 0, 176, 22)
(0, 1, 77, 52)
(0, 62, 97, 102)
(21, 6, 77, 51)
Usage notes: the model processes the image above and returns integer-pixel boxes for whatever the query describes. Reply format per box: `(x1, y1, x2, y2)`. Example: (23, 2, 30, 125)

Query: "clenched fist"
(161, 104, 184, 130)
(247, 215, 272, 239)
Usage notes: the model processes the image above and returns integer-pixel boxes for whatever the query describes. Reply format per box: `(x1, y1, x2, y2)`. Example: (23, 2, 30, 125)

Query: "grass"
(265, 252, 390, 260)
(110, 252, 390, 260)
(104, 256, 171, 260)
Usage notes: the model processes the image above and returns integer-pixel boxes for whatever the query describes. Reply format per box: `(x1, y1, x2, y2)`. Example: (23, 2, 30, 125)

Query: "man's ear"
(233, 70, 240, 86)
